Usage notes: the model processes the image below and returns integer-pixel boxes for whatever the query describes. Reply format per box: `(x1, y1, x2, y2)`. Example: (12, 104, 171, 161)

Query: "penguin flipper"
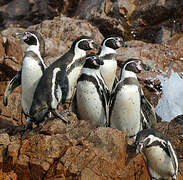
(141, 92, 157, 128)
(61, 75, 69, 104)
(3, 70, 21, 106)
(166, 141, 178, 177)
(55, 66, 68, 105)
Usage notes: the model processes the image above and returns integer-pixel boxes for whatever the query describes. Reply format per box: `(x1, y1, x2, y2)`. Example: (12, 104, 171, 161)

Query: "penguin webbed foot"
(52, 109, 70, 124)
(62, 109, 72, 116)
(25, 122, 33, 131)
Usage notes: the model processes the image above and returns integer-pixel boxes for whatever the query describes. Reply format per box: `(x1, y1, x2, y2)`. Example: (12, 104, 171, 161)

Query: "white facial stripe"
(120, 60, 138, 81)
(103, 37, 115, 45)
(102, 37, 120, 46)
(143, 135, 166, 146)
(75, 38, 91, 48)
(31, 33, 40, 47)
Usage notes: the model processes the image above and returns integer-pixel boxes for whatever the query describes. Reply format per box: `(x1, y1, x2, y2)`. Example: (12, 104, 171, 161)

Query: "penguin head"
(135, 129, 152, 154)
(71, 36, 100, 54)
(16, 30, 45, 57)
(135, 128, 169, 154)
(101, 35, 128, 50)
(122, 58, 151, 74)
(84, 53, 104, 69)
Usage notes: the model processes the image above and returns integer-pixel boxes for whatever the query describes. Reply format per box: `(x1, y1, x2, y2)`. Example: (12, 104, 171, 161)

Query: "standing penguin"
(109, 58, 151, 138)
(99, 35, 128, 92)
(76, 54, 110, 127)
(136, 128, 178, 180)
(29, 36, 99, 126)
(3, 30, 46, 129)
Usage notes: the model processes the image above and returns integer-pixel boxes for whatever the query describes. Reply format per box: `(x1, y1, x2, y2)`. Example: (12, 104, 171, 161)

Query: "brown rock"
(0, 92, 23, 126)
(0, 34, 5, 64)
(75, 0, 129, 37)
(0, 115, 182, 179)
(3, 37, 23, 69)
(125, 154, 150, 180)
(29, 16, 103, 65)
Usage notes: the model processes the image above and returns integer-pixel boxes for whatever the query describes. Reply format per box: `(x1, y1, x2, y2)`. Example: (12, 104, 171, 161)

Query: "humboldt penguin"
(3, 30, 46, 129)
(136, 128, 178, 180)
(76, 54, 110, 127)
(29, 36, 99, 126)
(109, 58, 151, 138)
(99, 35, 128, 92)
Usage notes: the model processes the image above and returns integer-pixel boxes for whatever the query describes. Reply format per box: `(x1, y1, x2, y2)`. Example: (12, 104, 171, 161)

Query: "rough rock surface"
(0, 115, 149, 180)
(0, 114, 182, 179)
(74, 0, 183, 43)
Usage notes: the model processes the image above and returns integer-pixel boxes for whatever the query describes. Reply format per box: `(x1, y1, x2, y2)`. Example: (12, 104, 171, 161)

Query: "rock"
(0, 116, 182, 179)
(74, 0, 183, 43)
(0, 92, 23, 127)
(0, 117, 150, 179)
(0, 34, 5, 65)
(75, 0, 129, 37)
(29, 16, 103, 65)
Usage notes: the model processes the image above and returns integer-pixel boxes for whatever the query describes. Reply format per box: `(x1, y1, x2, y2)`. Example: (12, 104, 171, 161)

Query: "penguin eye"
(78, 40, 91, 50)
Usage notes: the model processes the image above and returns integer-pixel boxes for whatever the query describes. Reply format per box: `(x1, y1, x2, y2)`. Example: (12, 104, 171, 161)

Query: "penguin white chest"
(77, 80, 107, 126)
(21, 57, 43, 114)
(110, 84, 141, 136)
(100, 59, 117, 91)
(67, 66, 83, 101)
(144, 146, 175, 179)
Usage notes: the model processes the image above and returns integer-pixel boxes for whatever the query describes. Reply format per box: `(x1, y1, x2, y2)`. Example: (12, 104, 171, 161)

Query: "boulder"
(0, 115, 183, 179)
(0, 116, 149, 179)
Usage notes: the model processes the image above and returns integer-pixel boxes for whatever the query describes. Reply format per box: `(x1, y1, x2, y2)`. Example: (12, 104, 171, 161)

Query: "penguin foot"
(62, 109, 72, 116)
(52, 109, 70, 124)
(25, 122, 33, 131)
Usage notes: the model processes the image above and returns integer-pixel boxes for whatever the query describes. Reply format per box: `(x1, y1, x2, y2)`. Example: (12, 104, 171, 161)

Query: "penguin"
(3, 30, 46, 129)
(136, 128, 178, 180)
(109, 58, 151, 138)
(99, 35, 128, 92)
(76, 54, 110, 127)
(29, 36, 99, 126)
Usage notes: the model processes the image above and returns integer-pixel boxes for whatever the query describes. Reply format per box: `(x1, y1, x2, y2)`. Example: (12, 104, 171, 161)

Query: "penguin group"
(3, 31, 179, 180)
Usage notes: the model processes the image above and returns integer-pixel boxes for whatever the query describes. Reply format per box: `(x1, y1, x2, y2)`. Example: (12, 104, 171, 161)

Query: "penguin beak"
(136, 142, 143, 154)
(14, 32, 24, 39)
(96, 58, 104, 65)
(141, 62, 151, 71)
(121, 41, 128, 48)
(92, 41, 100, 50)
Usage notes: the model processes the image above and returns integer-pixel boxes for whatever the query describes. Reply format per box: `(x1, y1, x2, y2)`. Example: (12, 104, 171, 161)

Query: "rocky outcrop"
(0, 114, 183, 179)
(74, 0, 183, 43)
(0, 115, 148, 180)
(0, 0, 183, 43)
